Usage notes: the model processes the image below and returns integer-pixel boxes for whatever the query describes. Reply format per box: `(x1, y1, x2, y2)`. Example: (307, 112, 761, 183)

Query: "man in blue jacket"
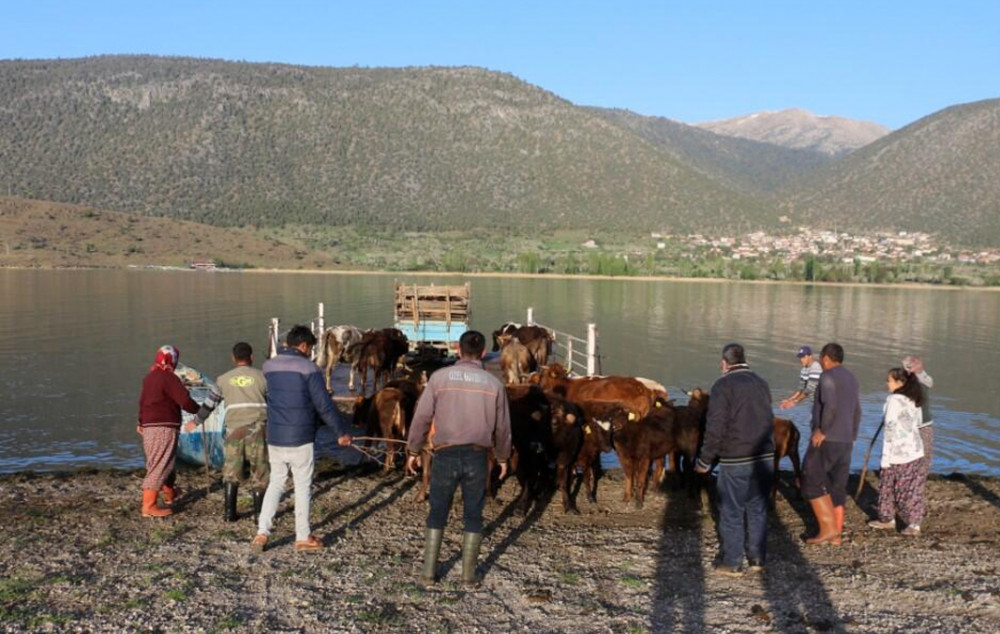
(252, 325, 352, 553)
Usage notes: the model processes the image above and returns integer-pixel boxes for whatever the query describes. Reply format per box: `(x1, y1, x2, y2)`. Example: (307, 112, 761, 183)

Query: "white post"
(317, 302, 325, 334)
(526, 307, 534, 326)
(586, 323, 597, 376)
(269, 318, 280, 359)
(566, 335, 573, 371)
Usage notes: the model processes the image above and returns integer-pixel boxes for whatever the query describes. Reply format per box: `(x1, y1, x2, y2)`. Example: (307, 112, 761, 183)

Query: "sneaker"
(712, 562, 744, 577)
(746, 558, 764, 571)
(901, 525, 921, 537)
(868, 519, 896, 530)
(294, 534, 324, 552)
(251, 534, 268, 553)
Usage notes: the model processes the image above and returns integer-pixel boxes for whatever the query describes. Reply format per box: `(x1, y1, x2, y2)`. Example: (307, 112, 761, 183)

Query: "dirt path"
(1, 466, 998, 633)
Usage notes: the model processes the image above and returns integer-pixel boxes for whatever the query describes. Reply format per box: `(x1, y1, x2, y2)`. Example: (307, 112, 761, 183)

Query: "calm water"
(1, 269, 998, 475)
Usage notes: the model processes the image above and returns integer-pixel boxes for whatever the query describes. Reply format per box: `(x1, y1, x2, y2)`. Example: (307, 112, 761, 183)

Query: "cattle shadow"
(946, 473, 1000, 510)
(650, 487, 706, 634)
(762, 512, 846, 633)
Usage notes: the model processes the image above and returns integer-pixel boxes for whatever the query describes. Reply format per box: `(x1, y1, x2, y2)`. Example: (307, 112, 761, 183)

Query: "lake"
(1, 269, 997, 475)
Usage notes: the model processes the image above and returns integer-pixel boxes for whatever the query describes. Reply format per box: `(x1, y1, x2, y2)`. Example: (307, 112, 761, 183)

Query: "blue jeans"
(717, 460, 773, 567)
(427, 445, 488, 533)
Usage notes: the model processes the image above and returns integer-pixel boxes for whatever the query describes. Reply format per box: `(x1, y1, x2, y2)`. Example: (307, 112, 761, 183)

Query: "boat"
(175, 365, 226, 469)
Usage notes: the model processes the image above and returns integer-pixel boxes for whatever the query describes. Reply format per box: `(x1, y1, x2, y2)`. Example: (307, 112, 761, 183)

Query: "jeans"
(717, 460, 773, 567)
(427, 445, 487, 533)
(258, 443, 314, 542)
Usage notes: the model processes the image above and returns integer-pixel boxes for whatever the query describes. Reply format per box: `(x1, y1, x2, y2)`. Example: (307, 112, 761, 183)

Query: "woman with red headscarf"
(137, 345, 200, 517)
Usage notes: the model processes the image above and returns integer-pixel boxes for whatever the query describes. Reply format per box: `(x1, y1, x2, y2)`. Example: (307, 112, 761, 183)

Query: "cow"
(513, 325, 554, 368)
(350, 328, 409, 395)
(613, 405, 680, 509)
(317, 325, 363, 393)
(534, 363, 661, 420)
(661, 388, 711, 499)
(498, 335, 534, 384)
(572, 400, 628, 508)
(491, 322, 521, 352)
(358, 379, 420, 473)
(772, 417, 802, 503)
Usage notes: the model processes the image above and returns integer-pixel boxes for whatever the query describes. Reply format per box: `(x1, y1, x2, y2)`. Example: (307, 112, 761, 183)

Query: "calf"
(772, 417, 802, 502)
(350, 328, 410, 394)
(514, 325, 554, 368)
(491, 322, 521, 352)
(355, 379, 420, 473)
(536, 363, 660, 420)
(498, 335, 534, 384)
(613, 406, 679, 509)
(572, 400, 628, 508)
(318, 325, 363, 393)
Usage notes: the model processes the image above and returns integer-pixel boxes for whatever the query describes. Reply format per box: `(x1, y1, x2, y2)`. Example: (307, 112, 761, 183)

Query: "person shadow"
(650, 484, 707, 633)
(945, 473, 1000, 510)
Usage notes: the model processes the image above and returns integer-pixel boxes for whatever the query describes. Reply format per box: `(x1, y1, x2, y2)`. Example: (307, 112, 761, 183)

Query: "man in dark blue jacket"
(696, 343, 775, 576)
(252, 325, 352, 553)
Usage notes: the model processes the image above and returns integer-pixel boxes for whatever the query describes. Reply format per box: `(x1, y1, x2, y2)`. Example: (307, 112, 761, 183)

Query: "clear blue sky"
(2, 1, 998, 128)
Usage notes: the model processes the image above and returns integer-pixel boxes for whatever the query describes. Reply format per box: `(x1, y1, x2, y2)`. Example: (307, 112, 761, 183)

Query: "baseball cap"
(796, 346, 813, 358)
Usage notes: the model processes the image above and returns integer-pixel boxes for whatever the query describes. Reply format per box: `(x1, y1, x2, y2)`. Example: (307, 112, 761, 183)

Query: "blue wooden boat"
(176, 366, 226, 470)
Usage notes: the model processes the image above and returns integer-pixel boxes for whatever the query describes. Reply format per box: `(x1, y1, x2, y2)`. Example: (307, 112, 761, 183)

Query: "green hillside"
(782, 99, 1000, 245)
(0, 56, 771, 234)
(588, 107, 833, 195)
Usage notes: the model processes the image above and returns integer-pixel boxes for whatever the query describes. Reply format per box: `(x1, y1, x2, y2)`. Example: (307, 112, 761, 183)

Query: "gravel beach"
(1, 465, 998, 633)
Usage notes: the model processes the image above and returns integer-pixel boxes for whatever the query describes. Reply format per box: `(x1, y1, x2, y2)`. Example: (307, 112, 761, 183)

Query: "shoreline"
(4, 264, 999, 292)
(2, 467, 998, 632)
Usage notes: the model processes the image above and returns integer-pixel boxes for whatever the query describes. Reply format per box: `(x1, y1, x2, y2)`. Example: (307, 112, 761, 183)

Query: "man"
(801, 342, 861, 546)
(695, 343, 775, 576)
(406, 331, 512, 588)
(253, 325, 352, 553)
(779, 345, 823, 410)
(186, 342, 270, 523)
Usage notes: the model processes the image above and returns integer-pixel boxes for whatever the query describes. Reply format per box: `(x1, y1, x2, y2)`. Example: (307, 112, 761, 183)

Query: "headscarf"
(151, 345, 180, 372)
(901, 355, 923, 375)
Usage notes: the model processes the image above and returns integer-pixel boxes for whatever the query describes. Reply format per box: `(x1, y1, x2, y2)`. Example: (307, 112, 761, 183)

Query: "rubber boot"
(420, 528, 444, 587)
(224, 483, 239, 522)
(833, 505, 845, 535)
(160, 484, 178, 506)
(805, 494, 840, 545)
(252, 490, 265, 524)
(141, 489, 172, 518)
(461, 532, 483, 587)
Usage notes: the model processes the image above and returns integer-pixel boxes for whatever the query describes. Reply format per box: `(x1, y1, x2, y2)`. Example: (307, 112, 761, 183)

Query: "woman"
(137, 345, 200, 517)
(868, 367, 925, 536)
(902, 355, 934, 512)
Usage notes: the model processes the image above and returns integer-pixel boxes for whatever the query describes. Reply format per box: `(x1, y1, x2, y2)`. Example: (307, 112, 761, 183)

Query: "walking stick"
(855, 420, 885, 499)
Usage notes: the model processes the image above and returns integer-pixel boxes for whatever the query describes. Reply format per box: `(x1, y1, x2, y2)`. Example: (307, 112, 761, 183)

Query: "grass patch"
(211, 613, 244, 632)
(357, 604, 400, 626)
(0, 576, 36, 601)
(560, 571, 580, 585)
(621, 575, 644, 589)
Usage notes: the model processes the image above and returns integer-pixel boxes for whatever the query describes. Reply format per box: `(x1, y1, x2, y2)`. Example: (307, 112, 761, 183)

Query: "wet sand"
(1, 466, 998, 633)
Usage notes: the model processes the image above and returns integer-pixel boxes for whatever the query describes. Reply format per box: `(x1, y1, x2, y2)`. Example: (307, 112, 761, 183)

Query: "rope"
(351, 436, 409, 445)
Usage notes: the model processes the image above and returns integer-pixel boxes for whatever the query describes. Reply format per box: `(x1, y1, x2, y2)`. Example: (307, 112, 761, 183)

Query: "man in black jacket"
(696, 343, 775, 575)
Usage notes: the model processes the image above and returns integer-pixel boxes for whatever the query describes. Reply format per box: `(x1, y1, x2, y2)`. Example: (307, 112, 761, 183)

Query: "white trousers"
(257, 443, 314, 542)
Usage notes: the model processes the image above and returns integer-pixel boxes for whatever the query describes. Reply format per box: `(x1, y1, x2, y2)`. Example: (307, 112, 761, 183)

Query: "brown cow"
(498, 335, 534, 384)
(772, 417, 802, 502)
(350, 328, 409, 395)
(572, 401, 628, 507)
(535, 363, 661, 420)
(514, 325, 554, 368)
(613, 405, 679, 509)
(356, 379, 419, 473)
(491, 322, 521, 352)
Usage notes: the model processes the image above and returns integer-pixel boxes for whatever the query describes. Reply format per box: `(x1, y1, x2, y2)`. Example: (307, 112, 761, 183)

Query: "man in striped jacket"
(696, 343, 775, 576)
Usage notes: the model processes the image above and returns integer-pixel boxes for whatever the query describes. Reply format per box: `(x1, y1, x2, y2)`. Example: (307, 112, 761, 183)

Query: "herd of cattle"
(313, 323, 804, 514)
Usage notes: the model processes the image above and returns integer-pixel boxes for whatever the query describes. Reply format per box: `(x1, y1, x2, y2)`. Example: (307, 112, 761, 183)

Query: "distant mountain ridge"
(696, 108, 890, 156)
(0, 55, 769, 234)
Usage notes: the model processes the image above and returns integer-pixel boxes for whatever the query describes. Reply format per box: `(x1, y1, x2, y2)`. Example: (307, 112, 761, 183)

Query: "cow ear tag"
(628, 412, 636, 421)
(584, 426, 592, 435)
(655, 401, 662, 408)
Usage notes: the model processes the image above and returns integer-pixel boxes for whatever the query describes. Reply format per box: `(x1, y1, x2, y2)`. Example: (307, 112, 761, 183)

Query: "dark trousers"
(801, 440, 852, 506)
(427, 445, 488, 533)
(717, 460, 773, 567)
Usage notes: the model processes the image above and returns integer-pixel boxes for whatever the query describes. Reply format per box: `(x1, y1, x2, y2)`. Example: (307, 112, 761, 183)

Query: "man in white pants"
(253, 325, 352, 552)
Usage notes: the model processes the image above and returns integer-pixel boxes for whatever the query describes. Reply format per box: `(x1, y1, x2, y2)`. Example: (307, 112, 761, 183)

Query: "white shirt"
(880, 394, 924, 468)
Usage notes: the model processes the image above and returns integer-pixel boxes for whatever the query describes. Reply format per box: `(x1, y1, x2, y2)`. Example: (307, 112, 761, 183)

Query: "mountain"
(696, 108, 890, 156)
(781, 99, 1000, 245)
(0, 196, 319, 268)
(0, 56, 771, 234)
(587, 107, 833, 195)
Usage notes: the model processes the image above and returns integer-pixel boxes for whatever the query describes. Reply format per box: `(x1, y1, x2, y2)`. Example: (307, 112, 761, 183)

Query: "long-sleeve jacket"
(696, 365, 775, 469)
(262, 348, 348, 447)
(195, 365, 268, 430)
(880, 394, 924, 468)
(138, 370, 199, 428)
(407, 359, 512, 461)
(810, 365, 862, 443)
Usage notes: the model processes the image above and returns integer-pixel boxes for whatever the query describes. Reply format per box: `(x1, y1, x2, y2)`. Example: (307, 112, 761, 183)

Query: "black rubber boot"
(461, 532, 483, 587)
(420, 528, 444, 587)
(224, 483, 239, 522)
(252, 490, 265, 524)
